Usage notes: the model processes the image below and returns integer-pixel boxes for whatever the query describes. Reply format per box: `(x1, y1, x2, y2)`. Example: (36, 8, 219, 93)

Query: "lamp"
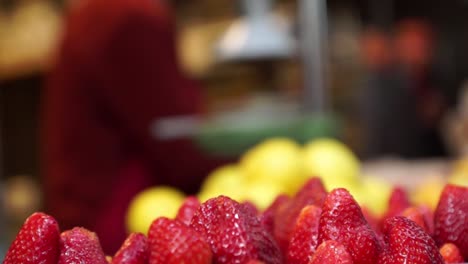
(215, 0, 294, 61)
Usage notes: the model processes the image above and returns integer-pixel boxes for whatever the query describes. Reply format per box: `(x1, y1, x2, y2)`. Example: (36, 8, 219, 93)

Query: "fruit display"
(3, 178, 468, 263)
(4, 137, 468, 263)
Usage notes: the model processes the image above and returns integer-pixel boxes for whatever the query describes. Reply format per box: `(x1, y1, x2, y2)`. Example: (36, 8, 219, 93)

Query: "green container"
(195, 113, 342, 157)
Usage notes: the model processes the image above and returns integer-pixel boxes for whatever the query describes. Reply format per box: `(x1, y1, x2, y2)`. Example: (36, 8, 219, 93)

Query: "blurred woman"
(41, 0, 227, 253)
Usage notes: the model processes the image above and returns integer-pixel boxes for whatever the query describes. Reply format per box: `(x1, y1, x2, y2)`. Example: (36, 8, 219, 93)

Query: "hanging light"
(215, 0, 295, 61)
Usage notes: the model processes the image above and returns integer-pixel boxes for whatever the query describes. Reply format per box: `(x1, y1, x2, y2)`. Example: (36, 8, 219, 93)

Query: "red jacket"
(41, 0, 227, 253)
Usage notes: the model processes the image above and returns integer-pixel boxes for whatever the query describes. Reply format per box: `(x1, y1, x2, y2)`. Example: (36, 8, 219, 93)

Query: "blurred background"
(1, 0, 468, 257)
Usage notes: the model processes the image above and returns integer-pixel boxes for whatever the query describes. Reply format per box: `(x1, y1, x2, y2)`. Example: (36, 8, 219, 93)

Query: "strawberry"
(3, 212, 60, 264)
(111, 233, 148, 264)
(274, 178, 327, 252)
(58, 227, 108, 264)
(362, 206, 381, 235)
(309, 240, 353, 264)
(361, 207, 387, 250)
(286, 205, 321, 264)
(294, 178, 327, 207)
(260, 194, 290, 234)
(242, 201, 260, 216)
(389, 186, 411, 212)
(381, 186, 411, 225)
(439, 243, 464, 264)
(246, 260, 265, 264)
(190, 195, 283, 264)
(417, 205, 435, 236)
(318, 188, 381, 264)
(379, 216, 444, 264)
(175, 196, 201, 226)
(148, 217, 211, 264)
(401, 206, 430, 233)
(434, 184, 468, 259)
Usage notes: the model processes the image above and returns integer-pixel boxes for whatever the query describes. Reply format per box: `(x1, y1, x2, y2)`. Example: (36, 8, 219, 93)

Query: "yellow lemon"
(198, 164, 247, 202)
(240, 137, 306, 195)
(448, 158, 468, 187)
(302, 138, 360, 191)
(448, 173, 468, 187)
(412, 176, 445, 210)
(358, 176, 393, 217)
(126, 186, 185, 234)
(243, 179, 286, 211)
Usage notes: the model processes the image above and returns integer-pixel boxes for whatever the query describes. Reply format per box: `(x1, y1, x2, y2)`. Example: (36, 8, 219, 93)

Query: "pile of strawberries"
(3, 177, 468, 264)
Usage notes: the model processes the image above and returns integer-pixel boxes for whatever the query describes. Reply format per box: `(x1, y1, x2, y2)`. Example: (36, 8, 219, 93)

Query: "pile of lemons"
(126, 137, 394, 234)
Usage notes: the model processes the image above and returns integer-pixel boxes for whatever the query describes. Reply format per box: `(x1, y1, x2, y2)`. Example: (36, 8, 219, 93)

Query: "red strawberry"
(175, 196, 201, 226)
(294, 178, 327, 206)
(362, 206, 381, 234)
(148, 217, 211, 264)
(389, 186, 411, 211)
(111, 233, 148, 264)
(260, 194, 290, 234)
(401, 206, 430, 233)
(440, 243, 464, 264)
(58, 227, 108, 264)
(381, 186, 411, 223)
(190, 195, 283, 264)
(286, 205, 321, 264)
(379, 216, 444, 264)
(361, 206, 387, 248)
(3, 212, 60, 264)
(417, 205, 435, 236)
(318, 188, 381, 264)
(434, 184, 468, 259)
(242, 201, 260, 216)
(309, 240, 353, 264)
(246, 260, 265, 264)
(274, 178, 327, 252)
